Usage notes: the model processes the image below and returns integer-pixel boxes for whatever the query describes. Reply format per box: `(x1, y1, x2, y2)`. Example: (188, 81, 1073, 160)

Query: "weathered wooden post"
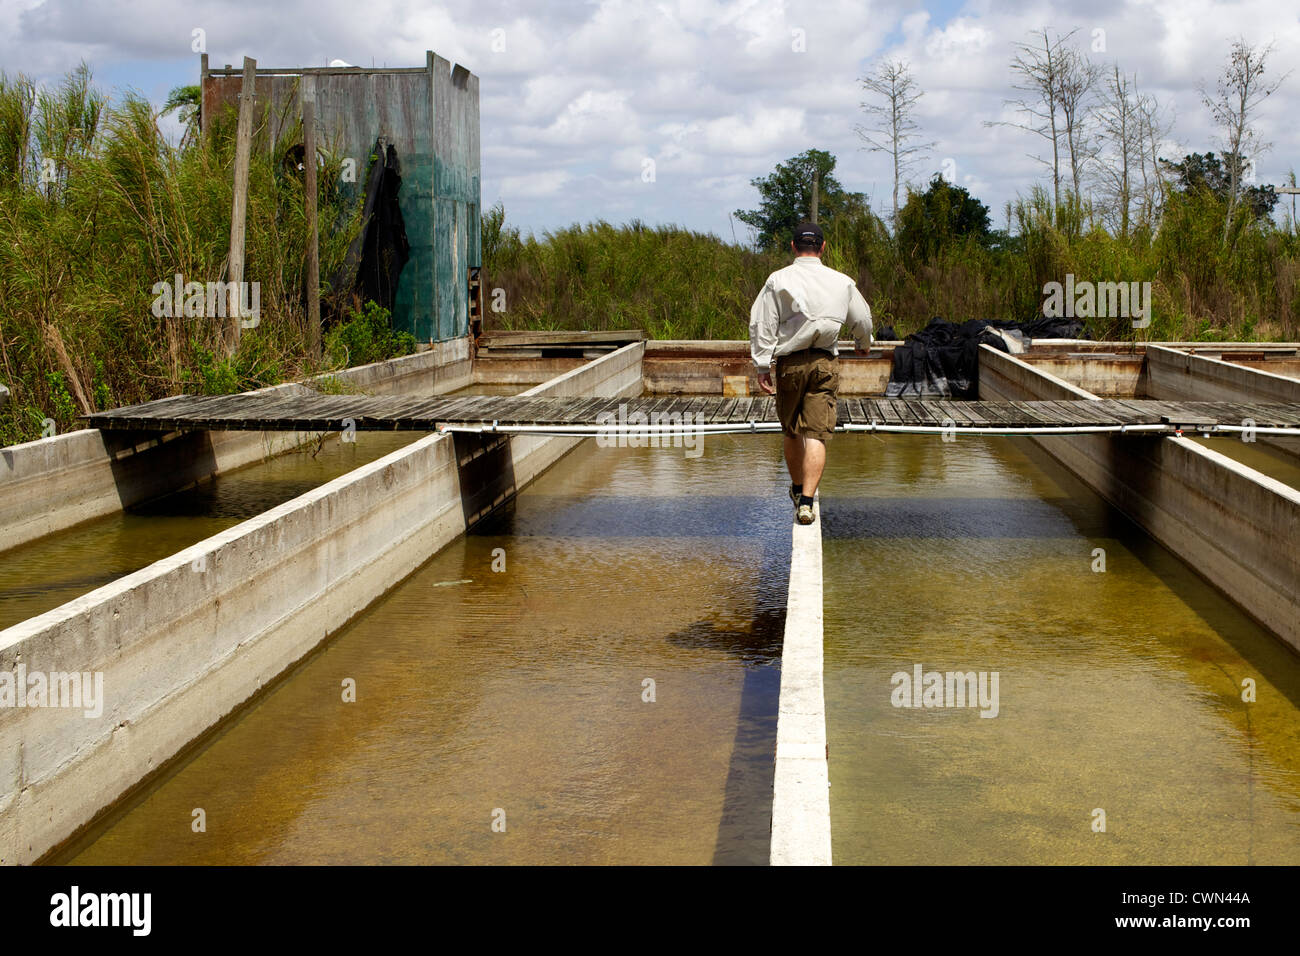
(302, 76, 321, 361)
(225, 56, 256, 356)
(198, 53, 208, 145)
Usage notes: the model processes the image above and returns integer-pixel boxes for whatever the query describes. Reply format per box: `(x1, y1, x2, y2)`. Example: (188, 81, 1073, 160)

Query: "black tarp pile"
(884, 317, 1088, 399)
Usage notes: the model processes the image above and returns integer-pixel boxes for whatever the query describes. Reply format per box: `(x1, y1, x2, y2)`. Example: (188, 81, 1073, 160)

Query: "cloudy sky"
(3, 0, 1297, 240)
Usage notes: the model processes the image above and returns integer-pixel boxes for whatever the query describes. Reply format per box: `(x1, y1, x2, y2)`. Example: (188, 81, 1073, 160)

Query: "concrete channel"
(980, 345, 1300, 652)
(0, 341, 641, 864)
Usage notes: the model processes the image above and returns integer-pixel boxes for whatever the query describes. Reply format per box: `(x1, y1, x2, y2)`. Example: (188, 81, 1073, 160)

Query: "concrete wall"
(472, 354, 590, 388)
(643, 340, 894, 396)
(1217, 358, 1300, 378)
(0, 342, 642, 864)
(980, 345, 1300, 653)
(1017, 353, 1145, 397)
(1172, 345, 1300, 382)
(1144, 344, 1300, 460)
(980, 341, 1300, 403)
(327, 335, 471, 396)
(0, 338, 471, 553)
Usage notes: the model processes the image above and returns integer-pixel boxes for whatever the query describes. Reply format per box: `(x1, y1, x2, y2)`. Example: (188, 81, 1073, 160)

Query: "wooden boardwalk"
(83, 393, 1300, 435)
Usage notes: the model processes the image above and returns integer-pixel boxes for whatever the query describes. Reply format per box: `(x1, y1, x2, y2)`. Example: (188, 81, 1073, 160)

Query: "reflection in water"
(0, 433, 418, 630)
(60, 434, 790, 865)
(822, 434, 1300, 865)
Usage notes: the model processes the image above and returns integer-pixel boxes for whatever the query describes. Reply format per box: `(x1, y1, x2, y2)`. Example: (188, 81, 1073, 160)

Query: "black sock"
(799, 494, 814, 507)
(791, 483, 802, 497)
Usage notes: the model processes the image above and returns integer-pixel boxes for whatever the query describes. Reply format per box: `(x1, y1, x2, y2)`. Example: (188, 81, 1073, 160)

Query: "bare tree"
(1287, 169, 1298, 235)
(1057, 46, 1100, 199)
(987, 28, 1075, 209)
(1200, 38, 1290, 243)
(855, 59, 934, 227)
(1091, 66, 1170, 236)
(1134, 89, 1175, 229)
(1091, 65, 1139, 236)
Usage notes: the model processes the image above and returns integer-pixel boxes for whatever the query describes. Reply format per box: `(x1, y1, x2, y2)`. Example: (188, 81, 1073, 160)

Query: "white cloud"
(924, 18, 995, 61)
(1, 0, 1296, 239)
(500, 168, 572, 198)
(702, 107, 806, 154)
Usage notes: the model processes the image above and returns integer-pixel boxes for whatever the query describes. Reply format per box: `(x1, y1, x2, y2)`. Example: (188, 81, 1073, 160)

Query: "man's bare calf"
(783, 435, 826, 498)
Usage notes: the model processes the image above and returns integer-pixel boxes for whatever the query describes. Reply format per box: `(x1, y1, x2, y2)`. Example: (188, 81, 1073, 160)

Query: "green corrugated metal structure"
(200, 52, 481, 343)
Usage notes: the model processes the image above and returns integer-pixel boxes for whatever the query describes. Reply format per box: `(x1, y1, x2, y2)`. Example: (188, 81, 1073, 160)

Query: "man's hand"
(757, 371, 776, 395)
(855, 344, 870, 356)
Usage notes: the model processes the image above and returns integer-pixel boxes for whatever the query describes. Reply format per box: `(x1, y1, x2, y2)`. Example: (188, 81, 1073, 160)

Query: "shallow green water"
(0, 432, 419, 631)
(59, 434, 789, 865)
(1187, 436, 1300, 490)
(41, 419, 1300, 865)
(821, 433, 1300, 864)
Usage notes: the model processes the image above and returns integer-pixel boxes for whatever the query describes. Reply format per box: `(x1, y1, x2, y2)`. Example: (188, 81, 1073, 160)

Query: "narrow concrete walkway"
(770, 499, 832, 865)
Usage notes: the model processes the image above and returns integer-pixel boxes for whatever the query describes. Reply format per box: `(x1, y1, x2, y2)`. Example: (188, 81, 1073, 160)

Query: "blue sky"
(3, 0, 1297, 241)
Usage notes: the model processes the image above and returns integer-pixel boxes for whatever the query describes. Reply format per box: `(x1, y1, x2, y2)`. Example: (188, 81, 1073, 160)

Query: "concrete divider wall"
(1017, 353, 1145, 397)
(0, 338, 472, 552)
(0, 341, 642, 864)
(980, 345, 1300, 652)
(471, 355, 590, 388)
(1144, 344, 1300, 460)
(770, 499, 831, 866)
(331, 335, 471, 397)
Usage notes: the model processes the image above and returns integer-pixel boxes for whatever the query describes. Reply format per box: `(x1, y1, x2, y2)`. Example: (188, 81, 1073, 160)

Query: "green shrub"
(324, 301, 416, 368)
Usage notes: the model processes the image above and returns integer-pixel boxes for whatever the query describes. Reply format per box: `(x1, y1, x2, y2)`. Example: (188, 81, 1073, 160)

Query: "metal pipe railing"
(434, 420, 1300, 439)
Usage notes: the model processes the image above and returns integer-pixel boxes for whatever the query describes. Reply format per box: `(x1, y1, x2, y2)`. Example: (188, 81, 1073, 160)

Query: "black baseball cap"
(793, 221, 824, 246)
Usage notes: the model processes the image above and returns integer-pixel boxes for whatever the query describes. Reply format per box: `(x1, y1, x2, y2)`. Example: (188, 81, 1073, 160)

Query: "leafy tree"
(734, 149, 867, 250)
(1161, 152, 1278, 219)
(162, 84, 200, 147)
(896, 174, 993, 264)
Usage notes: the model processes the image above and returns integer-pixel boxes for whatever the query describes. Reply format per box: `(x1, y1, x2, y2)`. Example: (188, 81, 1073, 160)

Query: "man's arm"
(846, 284, 873, 354)
(750, 281, 780, 393)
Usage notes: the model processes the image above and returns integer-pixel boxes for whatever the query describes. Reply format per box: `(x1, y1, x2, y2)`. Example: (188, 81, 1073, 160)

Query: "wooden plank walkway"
(82, 393, 1300, 434)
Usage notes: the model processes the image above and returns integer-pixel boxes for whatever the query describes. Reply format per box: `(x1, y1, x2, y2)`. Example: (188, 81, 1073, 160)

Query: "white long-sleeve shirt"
(749, 256, 873, 373)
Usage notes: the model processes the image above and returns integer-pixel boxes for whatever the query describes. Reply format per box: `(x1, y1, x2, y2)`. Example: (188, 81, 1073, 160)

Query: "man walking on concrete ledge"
(750, 221, 873, 525)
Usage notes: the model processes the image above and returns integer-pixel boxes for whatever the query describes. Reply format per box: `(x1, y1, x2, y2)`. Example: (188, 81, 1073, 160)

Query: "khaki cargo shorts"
(775, 349, 839, 442)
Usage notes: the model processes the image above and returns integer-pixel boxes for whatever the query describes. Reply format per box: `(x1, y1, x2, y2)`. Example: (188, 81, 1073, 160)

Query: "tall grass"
(482, 179, 1300, 345)
(0, 65, 365, 445)
(483, 207, 781, 339)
